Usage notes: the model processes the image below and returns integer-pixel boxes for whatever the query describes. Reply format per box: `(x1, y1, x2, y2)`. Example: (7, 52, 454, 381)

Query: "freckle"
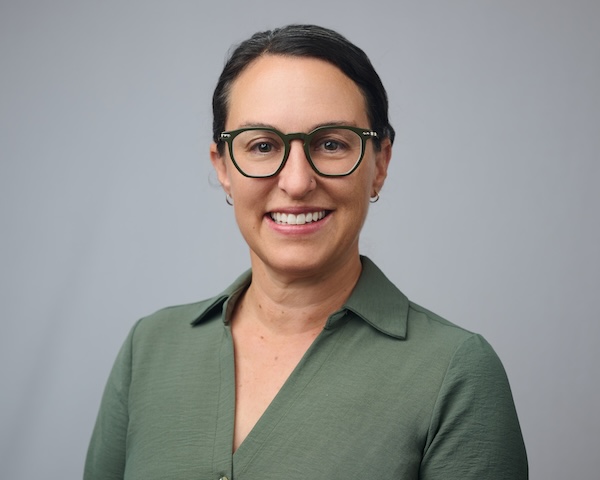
(274, 356, 278, 361)
(260, 336, 264, 340)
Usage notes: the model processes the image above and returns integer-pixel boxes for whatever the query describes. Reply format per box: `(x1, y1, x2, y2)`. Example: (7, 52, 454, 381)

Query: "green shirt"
(85, 257, 527, 479)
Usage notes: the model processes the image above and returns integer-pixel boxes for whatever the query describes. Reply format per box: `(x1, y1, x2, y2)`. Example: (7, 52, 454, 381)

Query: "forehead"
(226, 55, 368, 130)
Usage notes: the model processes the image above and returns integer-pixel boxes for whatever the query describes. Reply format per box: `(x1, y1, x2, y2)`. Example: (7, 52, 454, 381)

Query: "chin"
(252, 243, 357, 280)
(270, 254, 325, 276)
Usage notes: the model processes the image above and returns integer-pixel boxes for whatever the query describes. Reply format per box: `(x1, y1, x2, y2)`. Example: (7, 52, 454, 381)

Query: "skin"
(210, 54, 392, 451)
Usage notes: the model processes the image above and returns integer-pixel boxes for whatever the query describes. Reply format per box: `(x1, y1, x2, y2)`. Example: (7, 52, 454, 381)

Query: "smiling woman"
(84, 25, 528, 480)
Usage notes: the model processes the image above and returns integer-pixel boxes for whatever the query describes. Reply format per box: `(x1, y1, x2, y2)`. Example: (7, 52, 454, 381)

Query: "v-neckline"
(223, 311, 347, 474)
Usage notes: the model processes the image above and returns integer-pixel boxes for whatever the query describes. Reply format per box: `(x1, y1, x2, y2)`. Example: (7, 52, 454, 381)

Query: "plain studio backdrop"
(1, 1, 598, 478)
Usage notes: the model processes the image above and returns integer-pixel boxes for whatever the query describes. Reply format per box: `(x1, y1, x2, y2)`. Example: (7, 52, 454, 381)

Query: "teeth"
(270, 211, 326, 225)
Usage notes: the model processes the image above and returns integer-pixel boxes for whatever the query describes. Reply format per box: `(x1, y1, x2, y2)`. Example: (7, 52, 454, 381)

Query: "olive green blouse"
(84, 257, 527, 479)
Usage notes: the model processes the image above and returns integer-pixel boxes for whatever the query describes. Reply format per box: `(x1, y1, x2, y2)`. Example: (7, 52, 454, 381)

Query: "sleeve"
(420, 334, 528, 479)
(83, 323, 136, 480)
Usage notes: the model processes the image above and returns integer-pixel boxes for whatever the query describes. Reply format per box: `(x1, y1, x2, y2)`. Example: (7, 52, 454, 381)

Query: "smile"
(270, 211, 327, 225)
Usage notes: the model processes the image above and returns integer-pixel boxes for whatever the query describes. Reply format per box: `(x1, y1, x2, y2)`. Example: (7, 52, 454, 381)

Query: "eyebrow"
(234, 120, 359, 132)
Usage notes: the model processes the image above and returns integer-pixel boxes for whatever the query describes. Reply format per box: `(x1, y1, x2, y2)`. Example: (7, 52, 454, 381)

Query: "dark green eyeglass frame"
(218, 125, 379, 178)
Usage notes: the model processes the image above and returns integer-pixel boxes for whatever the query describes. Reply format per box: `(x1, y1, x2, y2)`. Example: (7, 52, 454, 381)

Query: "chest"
(231, 329, 317, 452)
(124, 318, 442, 479)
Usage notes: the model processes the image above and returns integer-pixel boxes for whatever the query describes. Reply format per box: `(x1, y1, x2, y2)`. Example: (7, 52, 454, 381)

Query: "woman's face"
(211, 55, 391, 278)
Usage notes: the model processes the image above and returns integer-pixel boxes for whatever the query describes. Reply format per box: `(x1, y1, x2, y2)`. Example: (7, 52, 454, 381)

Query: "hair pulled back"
(212, 24, 395, 154)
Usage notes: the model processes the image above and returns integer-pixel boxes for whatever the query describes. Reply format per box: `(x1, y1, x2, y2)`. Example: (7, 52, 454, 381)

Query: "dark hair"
(212, 24, 395, 154)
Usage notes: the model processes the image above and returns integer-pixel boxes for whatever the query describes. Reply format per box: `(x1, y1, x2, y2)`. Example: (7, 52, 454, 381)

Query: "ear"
(372, 138, 392, 194)
(210, 143, 231, 195)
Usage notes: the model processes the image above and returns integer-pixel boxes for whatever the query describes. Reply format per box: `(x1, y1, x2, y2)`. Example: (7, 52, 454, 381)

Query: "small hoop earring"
(370, 191, 380, 203)
(225, 194, 233, 206)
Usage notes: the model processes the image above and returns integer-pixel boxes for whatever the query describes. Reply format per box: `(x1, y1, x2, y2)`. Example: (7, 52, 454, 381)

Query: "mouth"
(269, 210, 329, 226)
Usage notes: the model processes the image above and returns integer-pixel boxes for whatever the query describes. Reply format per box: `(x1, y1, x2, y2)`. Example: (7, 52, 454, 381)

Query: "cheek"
(340, 182, 371, 225)
(229, 177, 273, 217)
(225, 166, 249, 197)
(354, 160, 377, 197)
(350, 164, 377, 216)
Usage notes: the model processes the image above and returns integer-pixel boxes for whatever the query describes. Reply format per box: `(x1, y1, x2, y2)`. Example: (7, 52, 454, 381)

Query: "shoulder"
(124, 297, 225, 356)
(130, 265, 253, 341)
(407, 300, 473, 337)
(134, 299, 219, 333)
(351, 257, 504, 388)
(404, 300, 507, 386)
(406, 301, 481, 352)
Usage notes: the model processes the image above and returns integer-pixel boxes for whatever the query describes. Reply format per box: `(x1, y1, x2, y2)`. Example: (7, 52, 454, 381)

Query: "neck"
(238, 252, 362, 336)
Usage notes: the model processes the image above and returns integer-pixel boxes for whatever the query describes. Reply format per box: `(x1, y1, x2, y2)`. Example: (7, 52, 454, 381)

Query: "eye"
(235, 130, 283, 156)
(254, 142, 273, 153)
(248, 139, 282, 156)
(322, 140, 343, 151)
(312, 135, 350, 155)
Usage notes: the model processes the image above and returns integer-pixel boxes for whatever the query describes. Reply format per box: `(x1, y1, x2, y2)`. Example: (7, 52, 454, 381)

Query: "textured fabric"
(84, 257, 527, 479)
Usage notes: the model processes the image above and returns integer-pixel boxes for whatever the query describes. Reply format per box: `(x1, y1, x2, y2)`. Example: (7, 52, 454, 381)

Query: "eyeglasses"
(218, 125, 379, 178)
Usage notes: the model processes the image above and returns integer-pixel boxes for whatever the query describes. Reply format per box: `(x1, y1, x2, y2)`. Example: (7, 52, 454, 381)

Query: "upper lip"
(267, 206, 330, 214)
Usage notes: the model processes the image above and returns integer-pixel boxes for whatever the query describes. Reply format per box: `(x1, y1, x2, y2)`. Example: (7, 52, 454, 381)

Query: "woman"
(85, 25, 527, 479)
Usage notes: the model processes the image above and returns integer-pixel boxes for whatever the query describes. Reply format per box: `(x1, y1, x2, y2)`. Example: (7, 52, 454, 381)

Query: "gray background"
(1, 1, 598, 478)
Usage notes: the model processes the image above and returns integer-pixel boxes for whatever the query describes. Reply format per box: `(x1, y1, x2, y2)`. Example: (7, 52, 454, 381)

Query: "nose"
(277, 139, 317, 198)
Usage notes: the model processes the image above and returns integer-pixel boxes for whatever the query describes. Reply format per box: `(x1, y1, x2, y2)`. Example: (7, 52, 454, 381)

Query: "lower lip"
(265, 213, 330, 235)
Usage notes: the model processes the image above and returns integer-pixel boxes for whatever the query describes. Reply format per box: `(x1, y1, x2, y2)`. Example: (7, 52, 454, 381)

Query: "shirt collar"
(341, 256, 408, 339)
(191, 256, 408, 340)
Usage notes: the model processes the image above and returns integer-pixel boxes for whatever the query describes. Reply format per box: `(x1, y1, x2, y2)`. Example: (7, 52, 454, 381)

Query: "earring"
(225, 194, 233, 206)
(370, 191, 380, 203)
